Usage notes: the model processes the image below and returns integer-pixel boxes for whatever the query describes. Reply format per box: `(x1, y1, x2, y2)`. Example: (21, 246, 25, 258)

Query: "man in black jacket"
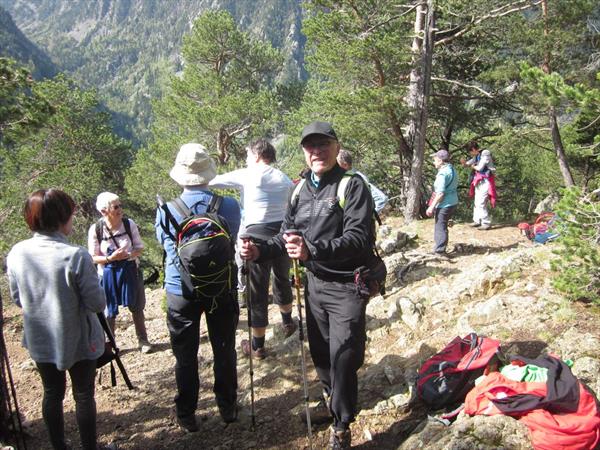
(241, 121, 375, 449)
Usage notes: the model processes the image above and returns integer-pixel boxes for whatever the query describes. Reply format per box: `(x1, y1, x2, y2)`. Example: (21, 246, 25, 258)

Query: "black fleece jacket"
(257, 164, 376, 281)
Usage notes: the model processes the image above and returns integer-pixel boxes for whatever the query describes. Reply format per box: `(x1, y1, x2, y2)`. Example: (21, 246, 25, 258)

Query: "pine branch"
(431, 77, 494, 98)
(435, 0, 542, 46)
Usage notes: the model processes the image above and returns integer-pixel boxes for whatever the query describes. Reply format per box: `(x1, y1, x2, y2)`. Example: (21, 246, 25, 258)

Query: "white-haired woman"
(88, 192, 152, 353)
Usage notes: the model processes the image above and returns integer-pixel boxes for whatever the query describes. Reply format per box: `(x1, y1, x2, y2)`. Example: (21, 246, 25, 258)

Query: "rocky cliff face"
(0, 0, 305, 143)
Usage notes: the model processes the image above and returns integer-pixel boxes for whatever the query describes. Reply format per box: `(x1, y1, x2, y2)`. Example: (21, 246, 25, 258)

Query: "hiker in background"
(461, 140, 497, 230)
(88, 192, 153, 354)
(241, 122, 377, 449)
(6, 189, 116, 450)
(337, 149, 389, 214)
(426, 150, 459, 256)
(209, 138, 296, 359)
(155, 143, 240, 432)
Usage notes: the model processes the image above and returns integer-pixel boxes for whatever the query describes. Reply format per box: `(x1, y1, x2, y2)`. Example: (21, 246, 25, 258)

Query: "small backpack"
(157, 194, 235, 302)
(417, 333, 501, 410)
(95, 217, 133, 246)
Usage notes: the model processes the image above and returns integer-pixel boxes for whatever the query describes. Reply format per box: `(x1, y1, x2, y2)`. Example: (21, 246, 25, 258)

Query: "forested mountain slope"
(0, 0, 305, 143)
(0, 5, 56, 78)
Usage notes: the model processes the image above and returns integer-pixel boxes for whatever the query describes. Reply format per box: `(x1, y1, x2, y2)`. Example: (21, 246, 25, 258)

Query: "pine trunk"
(404, 0, 435, 222)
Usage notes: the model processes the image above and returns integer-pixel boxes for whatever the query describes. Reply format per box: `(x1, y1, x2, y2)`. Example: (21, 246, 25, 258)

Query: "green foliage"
(126, 10, 284, 267)
(0, 70, 132, 254)
(551, 187, 600, 304)
(1, 0, 305, 145)
(0, 58, 53, 143)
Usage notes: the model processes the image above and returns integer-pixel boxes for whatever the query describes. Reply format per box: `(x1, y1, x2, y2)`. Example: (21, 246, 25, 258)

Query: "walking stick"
(96, 313, 134, 390)
(239, 234, 256, 429)
(285, 229, 313, 450)
(0, 301, 27, 450)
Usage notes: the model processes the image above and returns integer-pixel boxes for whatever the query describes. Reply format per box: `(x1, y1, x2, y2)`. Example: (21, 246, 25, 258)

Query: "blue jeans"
(36, 359, 97, 450)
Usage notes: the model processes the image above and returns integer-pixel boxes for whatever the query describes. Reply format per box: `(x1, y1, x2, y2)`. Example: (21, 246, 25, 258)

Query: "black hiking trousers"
(304, 272, 367, 431)
(166, 291, 239, 420)
(433, 205, 456, 253)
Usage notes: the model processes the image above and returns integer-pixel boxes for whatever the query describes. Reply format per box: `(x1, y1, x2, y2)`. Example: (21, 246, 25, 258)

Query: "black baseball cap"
(300, 121, 338, 145)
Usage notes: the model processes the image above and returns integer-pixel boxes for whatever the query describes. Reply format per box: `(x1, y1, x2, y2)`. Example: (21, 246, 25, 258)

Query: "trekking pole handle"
(284, 229, 301, 236)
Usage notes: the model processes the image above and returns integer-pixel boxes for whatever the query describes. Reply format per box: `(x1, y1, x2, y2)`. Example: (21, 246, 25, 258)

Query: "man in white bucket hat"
(155, 143, 241, 432)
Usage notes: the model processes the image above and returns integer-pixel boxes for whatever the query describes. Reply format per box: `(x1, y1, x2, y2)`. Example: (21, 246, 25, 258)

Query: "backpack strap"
(207, 193, 223, 214)
(156, 195, 181, 242)
(95, 219, 103, 244)
(291, 171, 355, 209)
(171, 198, 192, 218)
(95, 217, 133, 246)
(337, 171, 354, 209)
(290, 179, 306, 209)
(122, 217, 132, 241)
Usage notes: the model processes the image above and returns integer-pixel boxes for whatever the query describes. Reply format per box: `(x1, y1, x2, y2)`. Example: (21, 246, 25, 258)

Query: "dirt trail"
(2, 219, 597, 449)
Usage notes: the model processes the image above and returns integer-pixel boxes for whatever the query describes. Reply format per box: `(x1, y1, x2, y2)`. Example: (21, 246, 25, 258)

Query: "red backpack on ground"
(417, 333, 501, 410)
(518, 212, 556, 240)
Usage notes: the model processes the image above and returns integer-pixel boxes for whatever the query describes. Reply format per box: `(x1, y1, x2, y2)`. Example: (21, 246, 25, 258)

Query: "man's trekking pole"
(285, 229, 313, 449)
(239, 234, 256, 429)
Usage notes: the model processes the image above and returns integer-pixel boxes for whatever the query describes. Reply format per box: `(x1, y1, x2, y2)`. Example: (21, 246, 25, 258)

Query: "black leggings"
(36, 359, 97, 450)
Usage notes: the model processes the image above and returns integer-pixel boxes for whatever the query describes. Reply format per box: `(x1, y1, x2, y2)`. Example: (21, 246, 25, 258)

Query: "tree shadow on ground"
(501, 339, 548, 359)
(451, 242, 519, 256)
(350, 344, 437, 449)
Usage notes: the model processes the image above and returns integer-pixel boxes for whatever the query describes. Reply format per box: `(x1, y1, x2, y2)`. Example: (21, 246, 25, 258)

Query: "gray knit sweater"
(7, 232, 106, 370)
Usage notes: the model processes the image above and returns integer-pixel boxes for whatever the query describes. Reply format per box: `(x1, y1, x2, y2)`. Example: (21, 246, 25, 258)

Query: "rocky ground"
(2, 218, 600, 449)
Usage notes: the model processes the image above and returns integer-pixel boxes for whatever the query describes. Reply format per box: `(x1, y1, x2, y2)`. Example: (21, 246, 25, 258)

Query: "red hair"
(24, 189, 76, 232)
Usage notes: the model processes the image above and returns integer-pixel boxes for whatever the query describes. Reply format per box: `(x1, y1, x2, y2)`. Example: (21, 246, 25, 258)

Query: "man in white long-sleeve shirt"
(209, 139, 296, 358)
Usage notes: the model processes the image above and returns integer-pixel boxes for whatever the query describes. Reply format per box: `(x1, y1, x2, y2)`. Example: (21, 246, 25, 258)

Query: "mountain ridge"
(0, 5, 56, 78)
(0, 0, 305, 144)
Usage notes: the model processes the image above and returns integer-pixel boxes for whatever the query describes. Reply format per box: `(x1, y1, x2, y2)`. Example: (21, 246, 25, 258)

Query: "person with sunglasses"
(88, 192, 153, 354)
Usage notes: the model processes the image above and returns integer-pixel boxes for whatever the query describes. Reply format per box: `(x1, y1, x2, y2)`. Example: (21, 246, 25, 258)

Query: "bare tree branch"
(358, 4, 421, 39)
(435, 0, 542, 46)
(431, 77, 494, 97)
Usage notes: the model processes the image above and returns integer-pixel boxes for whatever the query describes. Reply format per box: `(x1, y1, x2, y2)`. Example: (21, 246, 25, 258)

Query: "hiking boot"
(176, 415, 199, 433)
(479, 223, 491, 230)
(301, 394, 332, 425)
(470, 222, 481, 227)
(241, 339, 266, 360)
(218, 403, 238, 424)
(138, 338, 153, 354)
(280, 320, 298, 338)
(329, 427, 351, 449)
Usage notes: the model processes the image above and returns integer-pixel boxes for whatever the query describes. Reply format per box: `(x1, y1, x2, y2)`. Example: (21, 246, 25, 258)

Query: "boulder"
(533, 192, 560, 214)
(398, 413, 533, 450)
